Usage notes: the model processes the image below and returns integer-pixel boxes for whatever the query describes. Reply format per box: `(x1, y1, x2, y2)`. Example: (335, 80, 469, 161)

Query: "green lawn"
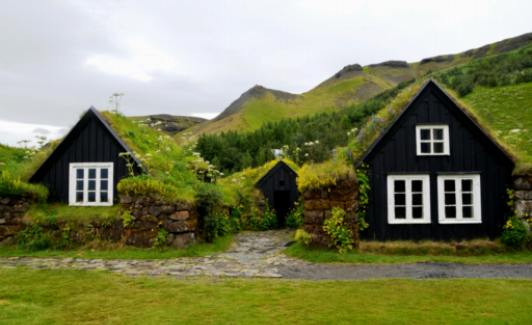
(0, 267, 531, 324)
(285, 242, 532, 264)
(0, 235, 233, 260)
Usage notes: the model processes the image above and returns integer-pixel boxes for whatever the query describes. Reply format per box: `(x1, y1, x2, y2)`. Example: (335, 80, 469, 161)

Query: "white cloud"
(85, 39, 181, 82)
(0, 119, 66, 147)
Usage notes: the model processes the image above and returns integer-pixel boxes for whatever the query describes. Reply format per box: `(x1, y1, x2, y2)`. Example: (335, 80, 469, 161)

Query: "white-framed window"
(387, 175, 431, 224)
(416, 125, 450, 156)
(69, 162, 114, 206)
(437, 174, 481, 224)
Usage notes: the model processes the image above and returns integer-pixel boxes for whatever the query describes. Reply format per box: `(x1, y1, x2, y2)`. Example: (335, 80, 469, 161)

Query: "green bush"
(294, 229, 311, 246)
(228, 208, 242, 233)
(16, 225, 52, 251)
(196, 184, 229, 242)
(153, 228, 169, 249)
(260, 204, 278, 230)
(501, 216, 528, 248)
(323, 207, 354, 253)
(286, 203, 303, 229)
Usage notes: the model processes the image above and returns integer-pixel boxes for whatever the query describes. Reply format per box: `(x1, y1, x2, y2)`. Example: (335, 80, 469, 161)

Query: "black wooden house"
(30, 108, 143, 205)
(361, 80, 514, 240)
(256, 161, 298, 226)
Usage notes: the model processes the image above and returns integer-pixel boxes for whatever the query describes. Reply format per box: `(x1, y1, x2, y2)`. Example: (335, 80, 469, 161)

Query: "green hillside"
(180, 33, 531, 141)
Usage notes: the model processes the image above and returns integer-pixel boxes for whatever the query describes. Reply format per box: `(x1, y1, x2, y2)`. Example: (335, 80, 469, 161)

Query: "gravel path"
(1, 230, 531, 280)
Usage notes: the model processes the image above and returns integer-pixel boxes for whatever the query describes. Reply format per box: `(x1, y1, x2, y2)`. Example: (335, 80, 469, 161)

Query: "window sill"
(388, 219, 432, 225)
(69, 202, 114, 207)
(438, 219, 482, 224)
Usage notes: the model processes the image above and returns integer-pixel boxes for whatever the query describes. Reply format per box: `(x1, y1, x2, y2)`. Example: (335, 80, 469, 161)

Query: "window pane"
(101, 168, 109, 179)
(420, 142, 431, 153)
(433, 128, 444, 140)
(88, 180, 96, 191)
(101, 180, 108, 191)
(463, 206, 473, 218)
(445, 206, 456, 218)
(412, 193, 422, 206)
(395, 207, 406, 219)
(394, 194, 405, 205)
(462, 193, 472, 205)
(462, 179, 472, 191)
(412, 207, 423, 219)
(433, 142, 444, 153)
(88, 192, 96, 202)
(88, 169, 96, 179)
(420, 129, 431, 140)
(76, 180, 83, 190)
(76, 192, 83, 202)
(100, 192, 108, 202)
(444, 180, 455, 192)
(412, 180, 422, 192)
(76, 169, 84, 179)
(445, 193, 455, 205)
(394, 180, 405, 192)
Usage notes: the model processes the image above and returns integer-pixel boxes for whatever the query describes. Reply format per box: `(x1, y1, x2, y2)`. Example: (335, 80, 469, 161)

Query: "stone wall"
(513, 174, 532, 220)
(302, 177, 359, 248)
(120, 195, 198, 247)
(0, 196, 31, 243)
(0, 195, 199, 248)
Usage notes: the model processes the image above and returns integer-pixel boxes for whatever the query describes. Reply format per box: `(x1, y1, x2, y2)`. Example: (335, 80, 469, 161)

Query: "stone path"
(1, 230, 531, 279)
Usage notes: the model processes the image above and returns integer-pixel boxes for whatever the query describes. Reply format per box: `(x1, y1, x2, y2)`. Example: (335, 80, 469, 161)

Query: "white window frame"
(416, 125, 450, 156)
(387, 174, 431, 224)
(437, 174, 481, 224)
(69, 162, 114, 206)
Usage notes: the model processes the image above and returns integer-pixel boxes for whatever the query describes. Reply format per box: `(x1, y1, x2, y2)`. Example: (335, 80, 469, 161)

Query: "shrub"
(260, 204, 278, 230)
(196, 184, 228, 242)
(501, 216, 528, 248)
(228, 207, 242, 233)
(323, 207, 354, 253)
(294, 229, 312, 246)
(153, 228, 169, 249)
(286, 203, 303, 229)
(16, 224, 52, 251)
(355, 167, 370, 231)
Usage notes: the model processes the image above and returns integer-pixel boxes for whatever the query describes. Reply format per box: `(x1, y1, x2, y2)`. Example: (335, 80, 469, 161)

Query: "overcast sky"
(0, 0, 531, 146)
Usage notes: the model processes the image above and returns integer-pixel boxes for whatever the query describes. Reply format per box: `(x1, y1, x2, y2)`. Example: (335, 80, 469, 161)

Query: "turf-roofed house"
(360, 80, 514, 240)
(30, 107, 143, 205)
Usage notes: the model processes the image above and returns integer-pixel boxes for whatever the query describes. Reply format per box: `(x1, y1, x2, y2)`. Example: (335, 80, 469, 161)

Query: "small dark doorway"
(273, 190, 292, 227)
(256, 161, 298, 228)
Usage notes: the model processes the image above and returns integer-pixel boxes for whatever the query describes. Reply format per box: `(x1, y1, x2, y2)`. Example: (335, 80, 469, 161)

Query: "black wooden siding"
(363, 81, 514, 240)
(30, 109, 142, 203)
(256, 162, 299, 221)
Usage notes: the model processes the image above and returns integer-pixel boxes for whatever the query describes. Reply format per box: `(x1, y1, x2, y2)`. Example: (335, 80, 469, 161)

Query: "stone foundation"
(120, 195, 198, 247)
(302, 177, 359, 248)
(513, 174, 532, 219)
(0, 196, 31, 243)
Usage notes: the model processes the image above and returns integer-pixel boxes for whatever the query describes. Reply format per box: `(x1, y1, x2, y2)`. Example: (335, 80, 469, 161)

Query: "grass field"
(285, 242, 532, 264)
(0, 235, 233, 260)
(0, 267, 531, 324)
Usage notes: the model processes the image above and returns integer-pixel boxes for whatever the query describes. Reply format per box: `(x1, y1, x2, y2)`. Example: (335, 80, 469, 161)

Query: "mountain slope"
(180, 32, 531, 141)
